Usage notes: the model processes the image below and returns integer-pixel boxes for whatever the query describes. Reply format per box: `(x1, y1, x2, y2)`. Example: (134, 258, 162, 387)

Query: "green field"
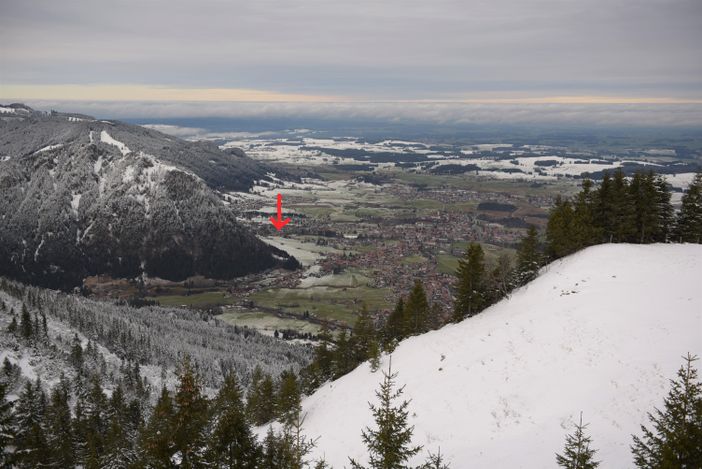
(154, 290, 236, 307)
(218, 310, 321, 335)
(250, 284, 392, 325)
(437, 243, 517, 275)
(402, 254, 428, 265)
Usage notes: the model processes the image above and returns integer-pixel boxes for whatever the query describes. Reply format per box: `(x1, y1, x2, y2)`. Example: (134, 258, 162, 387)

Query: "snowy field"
(290, 244, 702, 468)
(216, 135, 696, 186)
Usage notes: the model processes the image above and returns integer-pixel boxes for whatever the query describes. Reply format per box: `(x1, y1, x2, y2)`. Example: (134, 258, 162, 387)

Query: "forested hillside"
(0, 105, 299, 289)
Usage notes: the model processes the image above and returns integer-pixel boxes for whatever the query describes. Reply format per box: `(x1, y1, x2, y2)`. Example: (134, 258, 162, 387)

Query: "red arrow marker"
(269, 193, 291, 231)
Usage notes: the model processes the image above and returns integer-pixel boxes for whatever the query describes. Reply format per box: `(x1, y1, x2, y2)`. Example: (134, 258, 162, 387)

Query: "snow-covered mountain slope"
(301, 244, 702, 468)
(0, 104, 298, 288)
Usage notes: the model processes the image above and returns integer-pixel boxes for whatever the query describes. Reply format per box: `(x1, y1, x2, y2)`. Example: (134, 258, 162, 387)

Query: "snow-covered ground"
(296, 244, 702, 468)
(100, 130, 131, 155)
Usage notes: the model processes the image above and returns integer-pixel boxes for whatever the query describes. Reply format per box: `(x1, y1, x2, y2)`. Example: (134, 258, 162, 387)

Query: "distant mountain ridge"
(0, 104, 297, 289)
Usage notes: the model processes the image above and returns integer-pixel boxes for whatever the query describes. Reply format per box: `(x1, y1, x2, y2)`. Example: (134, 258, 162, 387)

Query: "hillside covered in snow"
(297, 244, 702, 468)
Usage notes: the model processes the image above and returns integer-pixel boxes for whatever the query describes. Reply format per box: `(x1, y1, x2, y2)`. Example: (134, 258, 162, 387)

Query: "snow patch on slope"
(100, 130, 131, 155)
(34, 144, 63, 154)
(298, 244, 702, 468)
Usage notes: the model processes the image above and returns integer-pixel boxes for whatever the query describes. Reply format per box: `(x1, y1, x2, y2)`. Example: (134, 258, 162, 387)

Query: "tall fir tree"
(674, 172, 702, 243)
(349, 362, 422, 469)
(593, 171, 616, 242)
(101, 385, 137, 469)
(0, 383, 14, 468)
(403, 280, 429, 335)
(333, 330, 354, 379)
(631, 353, 702, 468)
(13, 379, 49, 468)
(353, 305, 377, 363)
(139, 386, 175, 467)
(19, 303, 32, 340)
(277, 370, 302, 427)
(384, 297, 405, 347)
(573, 178, 600, 247)
(207, 373, 260, 468)
(45, 380, 75, 468)
(453, 243, 488, 321)
(555, 412, 600, 469)
(653, 174, 674, 242)
(546, 197, 578, 259)
(172, 357, 209, 467)
(515, 226, 542, 286)
(610, 168, 637, 242)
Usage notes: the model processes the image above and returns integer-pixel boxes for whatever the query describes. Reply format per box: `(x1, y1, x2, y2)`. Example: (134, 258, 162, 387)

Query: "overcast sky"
(1, 0, 701, 124)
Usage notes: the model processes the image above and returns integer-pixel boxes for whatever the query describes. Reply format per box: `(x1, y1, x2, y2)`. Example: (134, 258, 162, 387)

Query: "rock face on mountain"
(0, 104, 297, 289)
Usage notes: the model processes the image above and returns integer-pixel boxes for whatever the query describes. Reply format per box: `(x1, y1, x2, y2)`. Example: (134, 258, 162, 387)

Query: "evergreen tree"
(546, 197, 578, 258)
(45, 382, 75, 468)
(277, 411, 318, 469)
(19, 303, 32, 340)
(333, 330, 353, 379)
(489, 252, 514, 300)
(311, 325, 334, 385)
(246, 365, 264, 423)
(6, 316, 17, 335)
(349, 362, 422, 469)
(261, 426, 285, 469)
(555, 412, 600, 469)
(653, 174, 674, 242)
(13, 379, 49, 468)
(207, 373, 260, 468)
(424, 448, 451, 469)
(631, 353, 702, 468)
(70, 333, 84, 370)
(593, 171, 616, 242)
(172, 357, 209, 467)
(515, 225, 542, 286)
(674, 173, 702, 243)
(0, 383, 14, 467)
(277, 370, 302, 426)
(453, 243, 488, 321)
(611, 168, 636, 242)
(384, 297, 405, 347)
(630, 171, 663, 244)
(139, 386, 175, 467)
(101, 385, 137, 468)
(353, 306, 377, 363)
(573, 178, 600, 247)
(76, 375, 109, 468)
(403, 280, 429, 335)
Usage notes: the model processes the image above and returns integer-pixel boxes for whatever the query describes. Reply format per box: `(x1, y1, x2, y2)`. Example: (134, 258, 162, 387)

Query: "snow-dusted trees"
(0, 383, 14, 466)
(555, 412, 600, 469)
(631, 353, 702, 468)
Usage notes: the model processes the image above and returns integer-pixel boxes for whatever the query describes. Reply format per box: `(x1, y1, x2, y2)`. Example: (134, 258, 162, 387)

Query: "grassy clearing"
(217, 310, 321, 335)
(401, 254, 428, 265)
(155, 290, 235, 307)
(250, 284, 392, 325)
(437, 243, 517, 275)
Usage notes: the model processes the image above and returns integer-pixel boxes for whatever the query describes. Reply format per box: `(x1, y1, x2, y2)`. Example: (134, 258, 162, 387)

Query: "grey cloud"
(1, 0, 701, 98)
(20, 100, 702, 127)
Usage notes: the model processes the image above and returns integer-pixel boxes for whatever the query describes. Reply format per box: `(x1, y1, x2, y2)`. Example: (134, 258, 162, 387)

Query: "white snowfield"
(300, 244, 702, 468)
(100, 130, 131, 155)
